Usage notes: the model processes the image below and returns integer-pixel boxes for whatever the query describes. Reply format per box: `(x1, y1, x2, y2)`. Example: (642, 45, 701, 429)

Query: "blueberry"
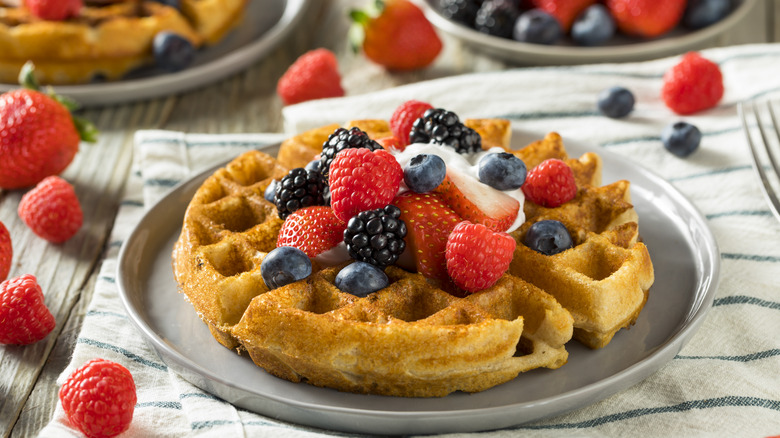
(334, 262, 389, 297)
(152, 0, 180, 9)
(264, 179, 278, 203)
(571, 4, 616, 46)
(404, 154, 446, 193)
(597, 86, 635, 119)
(662, 121, 701, 158)
(683, 0, 731, 30)
(523, 220, 573, 255)
(153, 32, 195, 73)
(513, 9, 562, 45)
(261, 246, 312, 289)
(305, 159, 320, 172)
(478, 152, 527, 190)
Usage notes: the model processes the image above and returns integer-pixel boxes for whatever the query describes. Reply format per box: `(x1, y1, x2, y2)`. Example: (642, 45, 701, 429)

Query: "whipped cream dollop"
(391, 143, 526, 233)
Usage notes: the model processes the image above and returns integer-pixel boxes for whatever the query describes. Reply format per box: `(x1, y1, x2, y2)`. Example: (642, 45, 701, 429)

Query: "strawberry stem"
(17, 61, 99, 143)
(18, 61, 40, 91)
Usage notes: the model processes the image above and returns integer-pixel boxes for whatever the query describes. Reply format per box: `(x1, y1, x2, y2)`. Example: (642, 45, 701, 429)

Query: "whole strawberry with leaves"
(0, 62, 97, 190)
(350, 0, 443, 71)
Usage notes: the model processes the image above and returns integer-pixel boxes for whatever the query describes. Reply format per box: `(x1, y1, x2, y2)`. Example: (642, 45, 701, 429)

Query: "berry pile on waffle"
(172, 104, 654, 397)
(0, 0, 246, 84)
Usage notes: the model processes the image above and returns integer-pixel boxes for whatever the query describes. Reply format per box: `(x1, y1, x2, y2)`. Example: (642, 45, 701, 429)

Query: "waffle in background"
(0, 0, 246, 84)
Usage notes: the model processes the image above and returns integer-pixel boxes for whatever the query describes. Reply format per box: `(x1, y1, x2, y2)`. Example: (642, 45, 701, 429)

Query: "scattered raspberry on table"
(276, 48, 345, 105)
(662, 51, 724, 115)
(0, 274, 55, 345)
(18, 176, 84, 243)
(59, 358, 137, 438)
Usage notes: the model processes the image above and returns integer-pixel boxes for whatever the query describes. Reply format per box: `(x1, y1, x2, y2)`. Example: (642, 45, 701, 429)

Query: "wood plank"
(1, 100, 169, 438)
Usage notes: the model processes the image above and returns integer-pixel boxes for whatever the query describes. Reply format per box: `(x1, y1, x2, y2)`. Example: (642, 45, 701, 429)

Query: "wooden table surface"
(1, 1, 777, 436)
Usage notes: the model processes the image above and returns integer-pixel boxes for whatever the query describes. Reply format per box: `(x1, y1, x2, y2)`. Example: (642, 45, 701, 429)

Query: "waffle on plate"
(172, 118, 654, 397)
(0, 0, 246, 84)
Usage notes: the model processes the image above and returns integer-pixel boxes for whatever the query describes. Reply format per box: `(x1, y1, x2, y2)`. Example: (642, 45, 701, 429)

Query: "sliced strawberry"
(434, 171, 519, 233)
(392, 192, 461, 284)
(375, 135, 405, 152)
(277, 206, 346, 258)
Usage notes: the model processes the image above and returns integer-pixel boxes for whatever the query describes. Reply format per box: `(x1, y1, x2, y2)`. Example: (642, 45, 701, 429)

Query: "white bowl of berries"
(423, 0, 756, 64)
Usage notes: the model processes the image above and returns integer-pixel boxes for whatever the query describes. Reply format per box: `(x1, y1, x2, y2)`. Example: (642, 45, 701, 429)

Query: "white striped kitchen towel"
(40, 43, 779, 437)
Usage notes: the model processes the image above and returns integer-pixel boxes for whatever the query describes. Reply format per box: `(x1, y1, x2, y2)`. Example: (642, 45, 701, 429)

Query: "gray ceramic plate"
(423, 0, 755, 65)
(117, 130, 720, 435)
(0, 0, 309, 106)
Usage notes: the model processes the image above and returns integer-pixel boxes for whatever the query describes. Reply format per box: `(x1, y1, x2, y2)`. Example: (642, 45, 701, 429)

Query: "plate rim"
(116, 134, 721, 434)
(0, 0, 310, 106)
(422, 0, 756, 64)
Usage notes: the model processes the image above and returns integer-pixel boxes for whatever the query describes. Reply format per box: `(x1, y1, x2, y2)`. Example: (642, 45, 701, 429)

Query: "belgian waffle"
(508, 132, 653, 349)
(0, 0, 246, 84)
(173, 119, 654, 397)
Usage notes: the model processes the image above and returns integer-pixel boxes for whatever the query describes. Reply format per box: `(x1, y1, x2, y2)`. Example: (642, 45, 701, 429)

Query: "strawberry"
(276, 48, 345, 106)
(0, 62, 97, 190)
(434, 171, 520, 232)
(329, 148, 403, 222)
(661, 51, 724, 115)
(392, 191, 461, 284)
(0, 274, 55, 345)
(522, 159, 577, 208)
(389, 100, 433, 146)
(606, 0, 686, 38)
(375, 135, 405, 152)
(277, 206, 347, 258)
(351, 0, 442, 71)
(18, 176, 83, 243)
(446, 221, 516, 293)
(0, 222, 11, 282)
(26, 0, 82, 21)
(59, 358, 136, 438)
(530, 0, 596, 31)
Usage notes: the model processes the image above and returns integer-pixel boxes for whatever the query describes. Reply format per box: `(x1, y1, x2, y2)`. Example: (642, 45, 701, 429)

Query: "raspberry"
(522, 159, 577, 208)
(26, 0, 82, 20)
(389, 100, 433, 146)
(0, 222, 11, 282)
(0, 274, 55, 345)
(329, 148, 403, 222)
(445, 221, 516, 293)
(276, 48, 345, 105)
(661, 51, 724, 115)
(59, 358, 136, 438)
(277, 206, 347, 257)
(18, 176, 83, 243)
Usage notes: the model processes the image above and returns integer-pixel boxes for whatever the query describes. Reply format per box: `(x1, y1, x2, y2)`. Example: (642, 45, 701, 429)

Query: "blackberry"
(475, 0, 519, 39)
(344, 205, 407, 269)
(274, 167, 328, 219)
(319, 127, 382, 177)
(409, 108, 482, 154)
(438, 0, 482, 27)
